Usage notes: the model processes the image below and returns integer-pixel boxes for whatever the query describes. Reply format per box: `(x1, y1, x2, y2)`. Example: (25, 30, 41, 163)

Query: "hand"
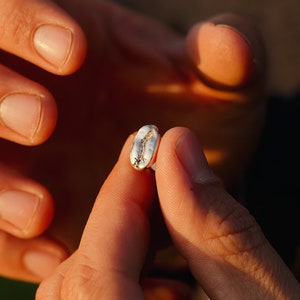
(0, 0, 86, 281)
(36, 127, 300, 299)
(0, 0, 266, 280)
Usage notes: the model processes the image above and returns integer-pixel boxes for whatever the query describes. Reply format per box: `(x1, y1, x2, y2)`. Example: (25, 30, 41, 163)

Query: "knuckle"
(203, 190, 266, 261)
(36, 281, 55, 300)
(61, 260, 100, 299)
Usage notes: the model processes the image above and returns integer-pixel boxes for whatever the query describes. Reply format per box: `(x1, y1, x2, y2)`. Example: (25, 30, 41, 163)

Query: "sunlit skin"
(0, 0, 266, 285)
(36, 129, 300, 299)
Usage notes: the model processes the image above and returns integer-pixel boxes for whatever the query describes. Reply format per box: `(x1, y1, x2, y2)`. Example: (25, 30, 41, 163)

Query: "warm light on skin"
(144, 285, 186, 299)
(204, 148, 226, 167)
(146, 80, 250, 104)
(187, 22, 255, 88)
(146, 83, 187, 94)
(145, 77, 249, 187)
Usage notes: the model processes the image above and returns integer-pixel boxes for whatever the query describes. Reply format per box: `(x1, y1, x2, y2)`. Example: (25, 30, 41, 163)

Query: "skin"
(0, 0, 268, 283)
(36, 128, 300, 299)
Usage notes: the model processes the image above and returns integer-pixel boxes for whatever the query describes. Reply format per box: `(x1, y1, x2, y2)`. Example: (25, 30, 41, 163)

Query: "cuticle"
(0, 93, 43, 141)
(22, 193, 41, 235)
(32, 24, 73, 70)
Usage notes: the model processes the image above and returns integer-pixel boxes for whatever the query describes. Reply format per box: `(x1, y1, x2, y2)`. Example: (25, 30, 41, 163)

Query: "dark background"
(2, 0, 299, 298)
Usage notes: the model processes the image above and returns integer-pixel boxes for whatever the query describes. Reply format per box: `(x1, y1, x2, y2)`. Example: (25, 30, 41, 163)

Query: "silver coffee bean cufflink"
(130, 125, 160, 170)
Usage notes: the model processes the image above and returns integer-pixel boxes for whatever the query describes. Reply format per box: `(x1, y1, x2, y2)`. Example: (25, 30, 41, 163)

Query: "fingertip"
(0, 84, 58, 146)
(0, 170, 55, 238)
(209, 13, 266, 69)
(156, 127, 188, 168)
(31, 88, 58, 146)
(66, 25, 87, 75)
(32, 15, 87, 76)
(155, 126, 219, 254)
(25, 184, 55, 238)
(186, 14, 265, 88)
(155, 127, 197, 218)
(107, 130, 156, 214)
(157, 127, 214, 185)
(0, 0, 87, 75)
(118, 133, 136, 163)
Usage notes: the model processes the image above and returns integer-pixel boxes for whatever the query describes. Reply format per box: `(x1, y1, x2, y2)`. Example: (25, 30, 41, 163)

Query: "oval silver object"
(130, 125, 160, 170)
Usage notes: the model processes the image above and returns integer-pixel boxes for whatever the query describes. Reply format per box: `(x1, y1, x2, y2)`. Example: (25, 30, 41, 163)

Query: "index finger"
(79, 135, 155, 273)
(60, 136, 155, 299)
(0, 0, 86, 75)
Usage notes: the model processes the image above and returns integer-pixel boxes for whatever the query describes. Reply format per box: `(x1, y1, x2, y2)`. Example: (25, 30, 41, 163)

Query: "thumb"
(156, 127, 299, 299)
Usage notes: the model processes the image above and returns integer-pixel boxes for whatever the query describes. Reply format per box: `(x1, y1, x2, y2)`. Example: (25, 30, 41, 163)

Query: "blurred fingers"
(0, 65, 57, 145)
(0, 164, 55, 238)
(0, 232, 68, 282)
(186, 13, 265, 89)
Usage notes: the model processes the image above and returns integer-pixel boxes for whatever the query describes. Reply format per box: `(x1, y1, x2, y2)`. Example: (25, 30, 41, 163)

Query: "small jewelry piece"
(130, 125, 160, 170)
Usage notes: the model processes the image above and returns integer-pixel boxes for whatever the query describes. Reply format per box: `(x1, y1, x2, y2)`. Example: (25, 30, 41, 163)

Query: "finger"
(183, 14, 267, 185)
(0, 232, 68, 282)
(0, 65, 57, 145)
(37, 259, 193, 300)
(38, 135, 156, 299)
(186, 13, 265, 89)
(0, 164, 55, 238)
(36, 252, 77, 299)
(0, 0, 86, 75)
(156, 127, 300, 299)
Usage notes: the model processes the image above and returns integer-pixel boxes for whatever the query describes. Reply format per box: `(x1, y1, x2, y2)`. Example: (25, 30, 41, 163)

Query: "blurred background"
(1, 0, 299, 298)
(0, 277, 37, 299)
(118, 0, 300, 95)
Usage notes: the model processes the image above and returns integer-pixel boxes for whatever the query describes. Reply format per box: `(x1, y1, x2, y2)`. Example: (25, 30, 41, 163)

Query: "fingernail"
(23, 250, 63, 279)
(0, 94, 42, 139)
(34, 24, 72, 68)
(176, 131, 215, 183)
(0, 190, 40, 232)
